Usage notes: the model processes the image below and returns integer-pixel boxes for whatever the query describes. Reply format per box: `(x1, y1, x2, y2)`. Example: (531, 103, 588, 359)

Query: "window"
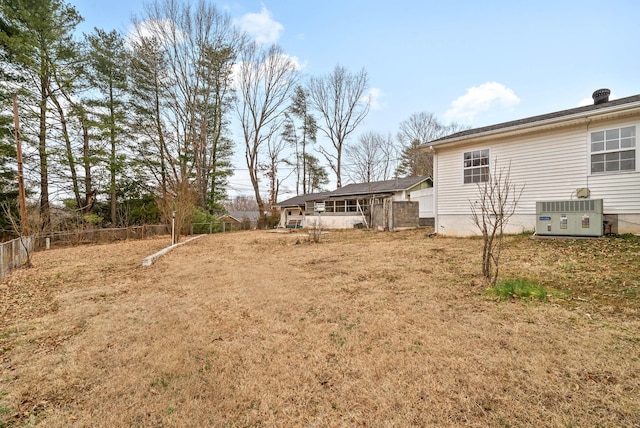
(591, 126, 636, 174)
(306, 198, 370, 214)
(324, 201, 335, 213)
(463, 149, 489, 183)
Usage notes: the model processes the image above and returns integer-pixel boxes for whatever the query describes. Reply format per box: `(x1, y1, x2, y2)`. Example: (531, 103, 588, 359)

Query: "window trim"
(463, 148, 490, 184)
(589, 125, 637, 175)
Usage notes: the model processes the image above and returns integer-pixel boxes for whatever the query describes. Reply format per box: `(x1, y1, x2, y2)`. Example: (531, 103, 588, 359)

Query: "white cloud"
(578, 92, 617, 107)
(125, 19, 188, 50)
(443, 82, 520, 124)
(276, 53, 304, 71)
(234, 6, 283, 44)
(364, 87, 385, 110)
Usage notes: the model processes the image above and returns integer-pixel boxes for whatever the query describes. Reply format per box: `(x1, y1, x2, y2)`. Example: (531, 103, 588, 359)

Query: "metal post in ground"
(171, 211, 176, 245)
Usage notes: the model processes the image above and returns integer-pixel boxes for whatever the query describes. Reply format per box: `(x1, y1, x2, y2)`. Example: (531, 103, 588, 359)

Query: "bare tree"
(307, 65, 370, 188)
(396, 112, 468, 178)
(345, 131, 398, 183)
(259, 133, 289, 208)
(224, 195, 259, 211)
(470, 160, 524, 286)
(131, 0, 242, 212)
(235, 42, 298, 213)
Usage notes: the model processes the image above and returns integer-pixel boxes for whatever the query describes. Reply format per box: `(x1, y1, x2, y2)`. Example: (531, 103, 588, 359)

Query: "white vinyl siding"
(435, 118, 640, 222)
(437, 128, 586, 216)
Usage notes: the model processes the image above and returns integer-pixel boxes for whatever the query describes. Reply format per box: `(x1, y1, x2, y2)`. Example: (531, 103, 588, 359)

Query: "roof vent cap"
(592, 88, 611, 105)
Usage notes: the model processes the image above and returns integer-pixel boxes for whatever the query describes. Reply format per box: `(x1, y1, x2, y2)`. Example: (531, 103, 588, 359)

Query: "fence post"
(0, 243, 4, 279)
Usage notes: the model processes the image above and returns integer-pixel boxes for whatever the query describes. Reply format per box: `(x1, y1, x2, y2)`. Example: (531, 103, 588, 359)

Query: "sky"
(68, 0, 640, 200)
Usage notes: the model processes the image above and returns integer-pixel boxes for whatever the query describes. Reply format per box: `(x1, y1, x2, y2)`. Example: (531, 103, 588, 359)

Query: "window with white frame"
(590, 126, 636, 174)
(463, 149, 490, 183)
(305, 198, 370, 214)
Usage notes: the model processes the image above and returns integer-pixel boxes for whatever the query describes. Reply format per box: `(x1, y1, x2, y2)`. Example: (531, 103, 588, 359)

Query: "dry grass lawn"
(0, 229, 639, 427)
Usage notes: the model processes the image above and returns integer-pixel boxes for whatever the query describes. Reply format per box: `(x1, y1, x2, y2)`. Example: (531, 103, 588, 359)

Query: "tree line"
(0, 0, 464, 237)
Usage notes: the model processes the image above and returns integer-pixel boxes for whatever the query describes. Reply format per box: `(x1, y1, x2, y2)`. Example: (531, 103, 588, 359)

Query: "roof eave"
(429, 101, 640, 148)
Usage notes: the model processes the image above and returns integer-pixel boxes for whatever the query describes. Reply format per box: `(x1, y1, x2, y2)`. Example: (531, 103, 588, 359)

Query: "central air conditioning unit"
(535, 199, 603, 237)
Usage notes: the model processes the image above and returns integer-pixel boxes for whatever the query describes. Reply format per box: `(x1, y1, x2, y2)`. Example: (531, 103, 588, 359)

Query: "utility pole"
(13, 94, 29, 236)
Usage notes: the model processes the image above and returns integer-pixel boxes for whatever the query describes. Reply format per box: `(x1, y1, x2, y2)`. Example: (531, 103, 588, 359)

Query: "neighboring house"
(218, 214, 242, 231)
(229, 210, 260, 228)
(427, 89, 640, 237)
(219, 211, 260, 230)
(274, 177, 433, 230)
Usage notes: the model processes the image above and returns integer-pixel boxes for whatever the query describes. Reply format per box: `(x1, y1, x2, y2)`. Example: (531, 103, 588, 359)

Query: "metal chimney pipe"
(592, 88, 611, 105)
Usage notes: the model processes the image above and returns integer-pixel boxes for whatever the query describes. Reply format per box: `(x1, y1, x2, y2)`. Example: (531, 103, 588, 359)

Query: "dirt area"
(0, 229, 639, 427)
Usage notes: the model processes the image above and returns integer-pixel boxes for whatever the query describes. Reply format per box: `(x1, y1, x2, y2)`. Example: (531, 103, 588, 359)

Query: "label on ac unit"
(560, 215, 568, 229)
(539, 216, 551, 221)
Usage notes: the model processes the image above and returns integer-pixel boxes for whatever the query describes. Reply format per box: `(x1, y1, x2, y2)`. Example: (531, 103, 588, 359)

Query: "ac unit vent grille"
(540, 199, 597, 213)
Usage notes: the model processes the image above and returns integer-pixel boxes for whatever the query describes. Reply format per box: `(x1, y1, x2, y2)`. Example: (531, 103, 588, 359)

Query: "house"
(218, 214, 242, 231)
(218, 211, 261, 230)
(427, 89, 640, 237)
(274, 176, 433, 231)
(228, 210, 261, 229)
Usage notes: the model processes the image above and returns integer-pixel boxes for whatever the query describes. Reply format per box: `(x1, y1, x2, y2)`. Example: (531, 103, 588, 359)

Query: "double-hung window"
(463, 149, 489, 183)
(591, 126, 636, 174)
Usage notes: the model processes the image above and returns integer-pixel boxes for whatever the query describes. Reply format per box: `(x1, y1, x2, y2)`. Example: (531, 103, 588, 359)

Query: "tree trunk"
(38, 73, 50, 230)
(109, 85, 117, 225)
(50, 92, 82, 209)
(80, 108, 93, 214)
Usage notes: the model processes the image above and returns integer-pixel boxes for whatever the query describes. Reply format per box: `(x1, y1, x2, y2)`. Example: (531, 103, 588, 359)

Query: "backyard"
(0, 229, 638, 427)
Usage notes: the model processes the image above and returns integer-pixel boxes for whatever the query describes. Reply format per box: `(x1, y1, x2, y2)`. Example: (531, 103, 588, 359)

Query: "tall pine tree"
(0, 0, 82, 230)
(85, 28, 129, 225)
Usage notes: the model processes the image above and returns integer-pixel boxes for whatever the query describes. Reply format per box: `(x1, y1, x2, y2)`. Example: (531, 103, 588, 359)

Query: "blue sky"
(69, 0, 640, 198)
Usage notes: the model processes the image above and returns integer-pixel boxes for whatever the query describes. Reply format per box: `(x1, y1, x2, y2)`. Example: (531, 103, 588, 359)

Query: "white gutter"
(431, 101, 640, 147)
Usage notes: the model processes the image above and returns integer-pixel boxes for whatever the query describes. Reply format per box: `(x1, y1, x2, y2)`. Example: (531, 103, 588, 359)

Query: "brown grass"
(0, 230, 639, 427)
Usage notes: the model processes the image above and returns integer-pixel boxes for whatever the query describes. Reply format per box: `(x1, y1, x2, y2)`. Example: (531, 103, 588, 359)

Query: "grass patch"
(486, 278, 549, 300)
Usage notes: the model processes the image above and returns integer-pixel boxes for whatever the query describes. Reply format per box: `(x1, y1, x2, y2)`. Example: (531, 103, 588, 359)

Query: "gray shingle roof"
(429, 93, 640, 146)
(274, 191, 333, 207)
(227, 211, 261, 222)
(327, 176, 430, 198)
(274, 176, 431, 207)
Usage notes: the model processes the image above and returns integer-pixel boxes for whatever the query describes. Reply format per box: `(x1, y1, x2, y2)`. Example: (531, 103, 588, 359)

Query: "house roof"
(274, 176, 431, 207)
(218, 214, 241, 223)
(274, 192, 333, 207)
(327, 176, 431, 198)
(428, 93, 640, 147)
(227, 210, 260, 222)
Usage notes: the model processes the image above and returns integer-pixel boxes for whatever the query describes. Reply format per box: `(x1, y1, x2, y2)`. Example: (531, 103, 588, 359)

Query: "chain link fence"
(0, 236, 33, 281)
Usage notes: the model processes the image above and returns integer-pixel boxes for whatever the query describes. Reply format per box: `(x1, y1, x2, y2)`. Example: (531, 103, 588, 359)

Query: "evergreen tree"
(85, 28, 129, 225)
(0, 96, 18, 236)
(304, 153, 329, 193)
(282, 86, 317, 195)
(0, 0, 83, 230)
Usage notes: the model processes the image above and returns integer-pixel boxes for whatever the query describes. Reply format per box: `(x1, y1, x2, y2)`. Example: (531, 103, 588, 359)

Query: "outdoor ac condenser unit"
(535, 199, 603, 237)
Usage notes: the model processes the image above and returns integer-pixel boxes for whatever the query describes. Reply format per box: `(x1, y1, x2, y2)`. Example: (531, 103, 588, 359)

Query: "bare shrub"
(470, 160, 524, 286)
(157, 179, 196, 243)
